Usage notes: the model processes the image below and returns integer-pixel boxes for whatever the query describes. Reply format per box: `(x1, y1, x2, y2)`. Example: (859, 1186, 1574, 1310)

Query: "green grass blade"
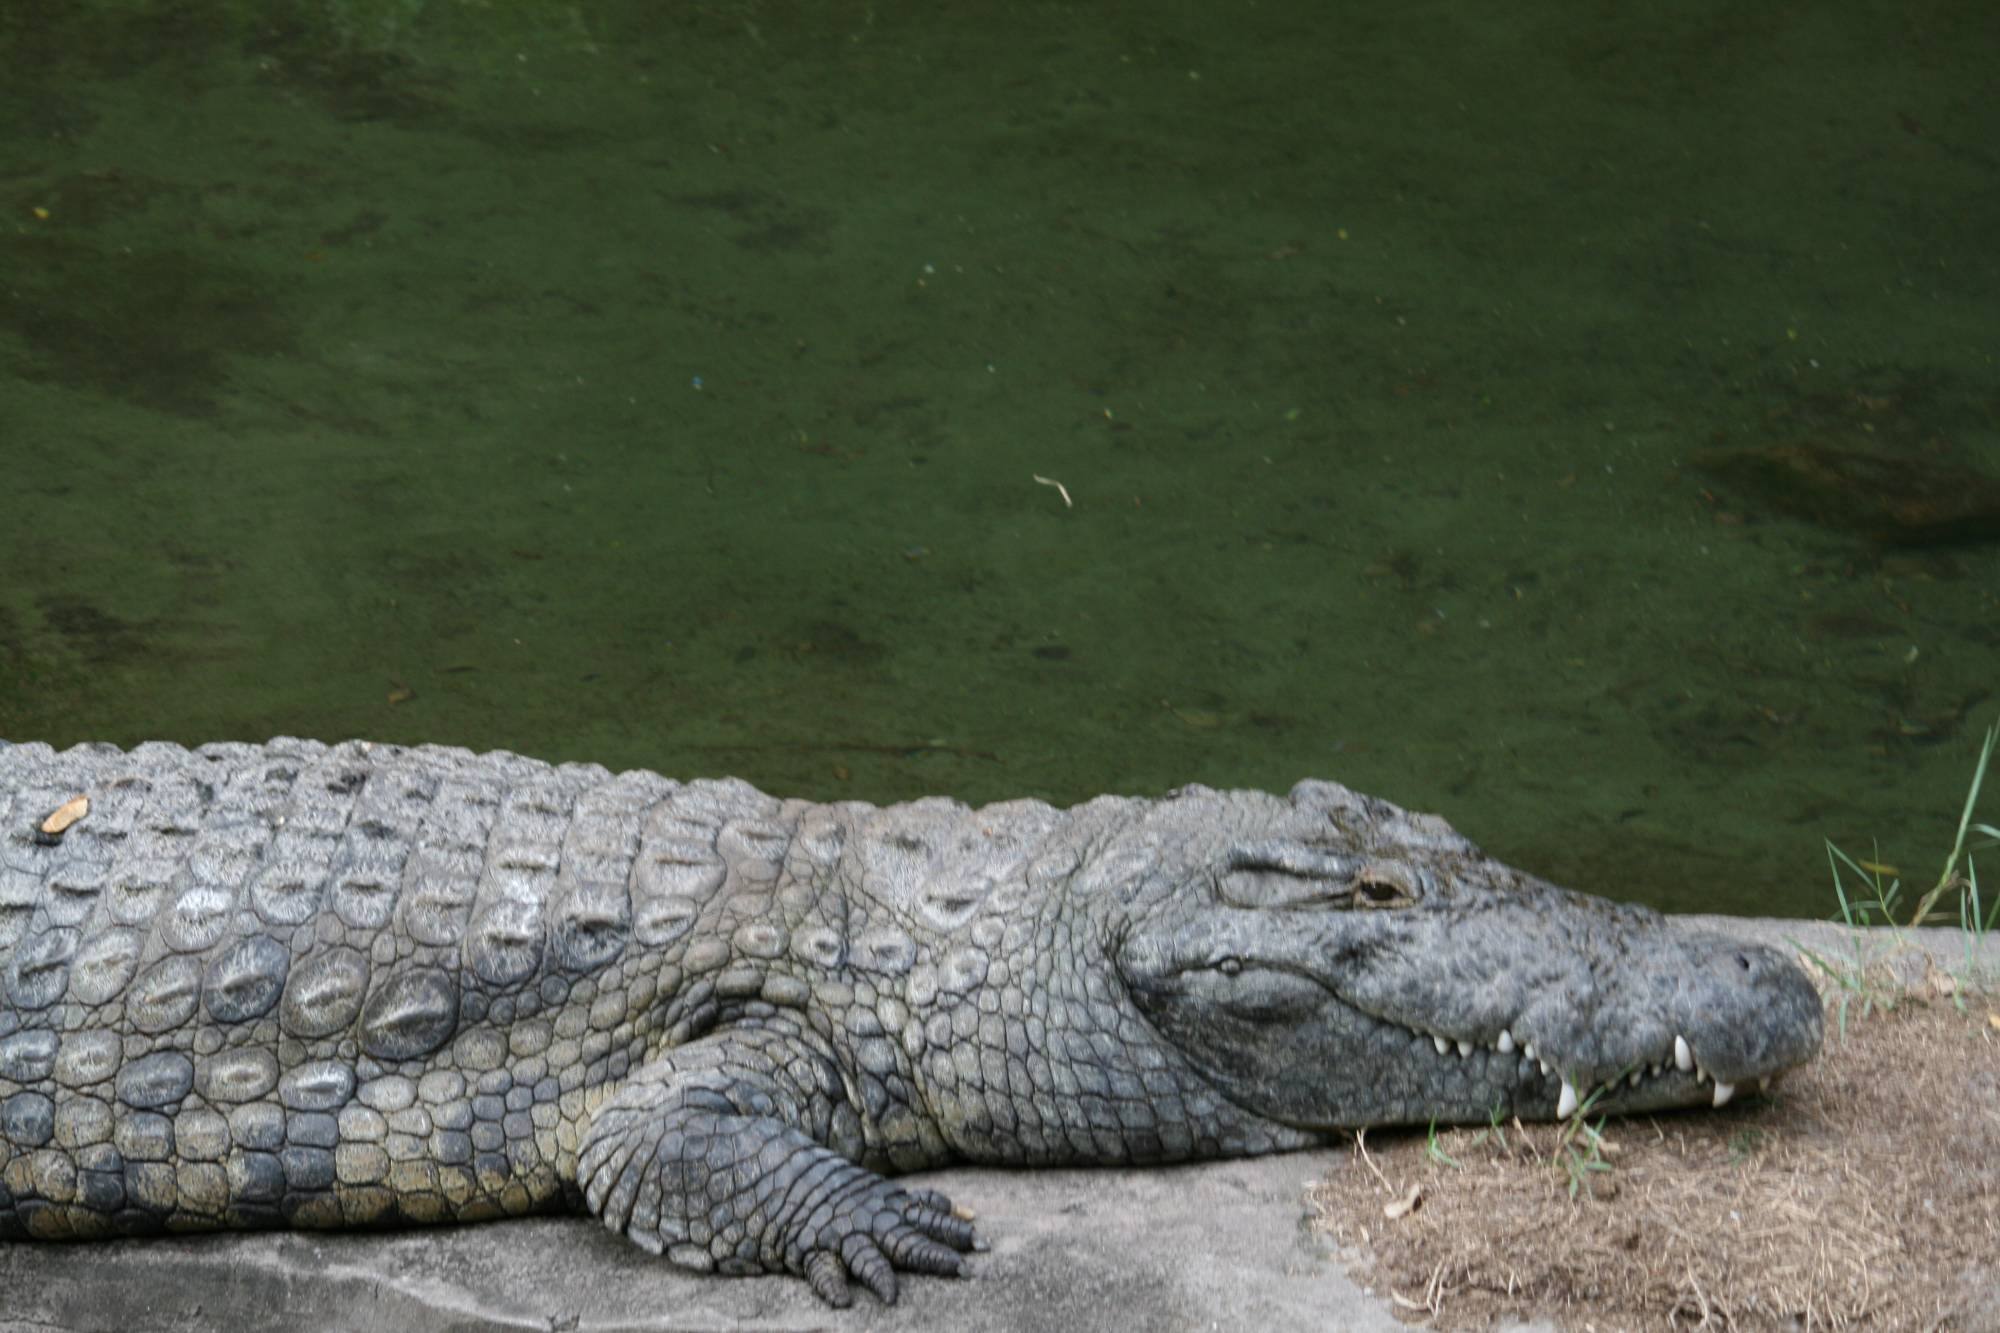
(1914, 721, 1998, 925)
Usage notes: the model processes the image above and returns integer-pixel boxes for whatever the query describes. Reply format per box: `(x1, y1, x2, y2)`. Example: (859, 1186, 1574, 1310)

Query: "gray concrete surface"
(3, 919, 1988, 1332)
(3, 1153, 1435, 1333)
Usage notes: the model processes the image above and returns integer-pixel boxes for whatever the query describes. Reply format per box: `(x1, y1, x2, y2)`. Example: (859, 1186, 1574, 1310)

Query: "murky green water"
(3, 2, 1996, 917)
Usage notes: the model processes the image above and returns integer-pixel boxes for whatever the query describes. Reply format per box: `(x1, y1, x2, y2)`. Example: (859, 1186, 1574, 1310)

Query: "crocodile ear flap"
(1288, 780, 1478, 858)
(1287, 778, 1369, 816)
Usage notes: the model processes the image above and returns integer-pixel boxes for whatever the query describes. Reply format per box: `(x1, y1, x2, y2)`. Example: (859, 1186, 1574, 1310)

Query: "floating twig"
(686, 740, 1000, 762)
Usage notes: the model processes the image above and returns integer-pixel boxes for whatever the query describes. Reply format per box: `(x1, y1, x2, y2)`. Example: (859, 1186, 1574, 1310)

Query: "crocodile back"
(0, 738, 768, 1237)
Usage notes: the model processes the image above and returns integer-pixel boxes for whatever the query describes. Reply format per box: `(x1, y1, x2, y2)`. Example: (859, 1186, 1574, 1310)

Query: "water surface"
(3, 1, 1996, 916)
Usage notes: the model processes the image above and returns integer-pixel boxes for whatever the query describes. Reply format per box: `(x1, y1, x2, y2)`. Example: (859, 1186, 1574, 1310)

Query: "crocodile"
(0, 737, 1823, 1307)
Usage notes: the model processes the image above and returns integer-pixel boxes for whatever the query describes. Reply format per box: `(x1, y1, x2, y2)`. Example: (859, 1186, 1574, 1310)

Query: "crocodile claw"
(798, 1181, 979, 1307)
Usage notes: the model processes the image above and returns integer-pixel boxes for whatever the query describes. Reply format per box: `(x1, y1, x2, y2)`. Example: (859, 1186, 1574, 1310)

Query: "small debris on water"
(1162, 700, 1225, 729)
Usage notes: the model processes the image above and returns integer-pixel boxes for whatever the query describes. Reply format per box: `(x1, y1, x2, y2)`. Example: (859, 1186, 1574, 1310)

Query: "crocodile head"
(1108, 779, 1824, 1128)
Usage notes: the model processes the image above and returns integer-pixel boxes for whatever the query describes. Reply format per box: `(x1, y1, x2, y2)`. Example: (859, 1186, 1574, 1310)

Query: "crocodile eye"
(1217, 957, 1243, 976)
(1357, 877, 1405, 905)
(1352, 860, 1420, 906)
(1220, 844, 1424, 910)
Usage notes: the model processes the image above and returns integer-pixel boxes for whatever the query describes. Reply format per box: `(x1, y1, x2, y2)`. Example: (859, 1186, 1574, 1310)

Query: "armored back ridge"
(0, 738, 1822, 1307)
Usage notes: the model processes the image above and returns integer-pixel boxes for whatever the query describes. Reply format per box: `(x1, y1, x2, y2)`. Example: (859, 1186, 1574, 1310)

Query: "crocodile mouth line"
(1369, 1012, 1774, 1118)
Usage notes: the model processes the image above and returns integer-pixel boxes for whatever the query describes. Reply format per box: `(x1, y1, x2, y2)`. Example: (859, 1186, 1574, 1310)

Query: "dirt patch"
(1309, 966, 2000, 1331)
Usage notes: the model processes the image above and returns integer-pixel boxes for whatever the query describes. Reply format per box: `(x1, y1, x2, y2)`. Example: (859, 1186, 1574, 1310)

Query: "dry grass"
(1309, 964, 2000, 1331)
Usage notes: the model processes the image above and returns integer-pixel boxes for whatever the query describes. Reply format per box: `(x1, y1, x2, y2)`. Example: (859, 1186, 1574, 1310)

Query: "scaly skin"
(0, 738, 1821, 1306)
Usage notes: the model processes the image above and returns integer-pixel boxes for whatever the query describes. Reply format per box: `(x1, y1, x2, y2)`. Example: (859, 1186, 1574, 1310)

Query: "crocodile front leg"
(576, 1024, 978, 1307)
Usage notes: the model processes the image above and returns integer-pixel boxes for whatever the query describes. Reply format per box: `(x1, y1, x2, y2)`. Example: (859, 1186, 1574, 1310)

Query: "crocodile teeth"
(1557, 1079, 1579, 1119)
(1538, 1058, 1553, 1076)
(1433, 1035, 1450, 1056)
(1456, 1039, 1473, 1058)
(1712, 1080, 1736, 1108)
(1674, 1035, 1693, 1072)
(1522, 1043, 1537, 1063)
(1627, 1069, 1642, 1088)
(1496, 1029, 1515, 1053)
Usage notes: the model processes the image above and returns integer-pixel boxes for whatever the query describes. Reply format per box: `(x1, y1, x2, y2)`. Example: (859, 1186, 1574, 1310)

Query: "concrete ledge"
(2, 1155, 1424, 1333)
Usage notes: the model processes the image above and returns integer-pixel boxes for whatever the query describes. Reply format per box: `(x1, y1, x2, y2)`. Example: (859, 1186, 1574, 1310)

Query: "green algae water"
(2, 2, 1995, 917)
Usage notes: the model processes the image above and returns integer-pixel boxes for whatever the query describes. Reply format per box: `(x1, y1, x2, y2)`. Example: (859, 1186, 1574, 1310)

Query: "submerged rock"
(1695, 441, 2000, 547)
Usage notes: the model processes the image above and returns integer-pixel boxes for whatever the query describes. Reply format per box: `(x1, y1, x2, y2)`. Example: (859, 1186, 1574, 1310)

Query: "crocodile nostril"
(1736, 953, 1753, 971)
